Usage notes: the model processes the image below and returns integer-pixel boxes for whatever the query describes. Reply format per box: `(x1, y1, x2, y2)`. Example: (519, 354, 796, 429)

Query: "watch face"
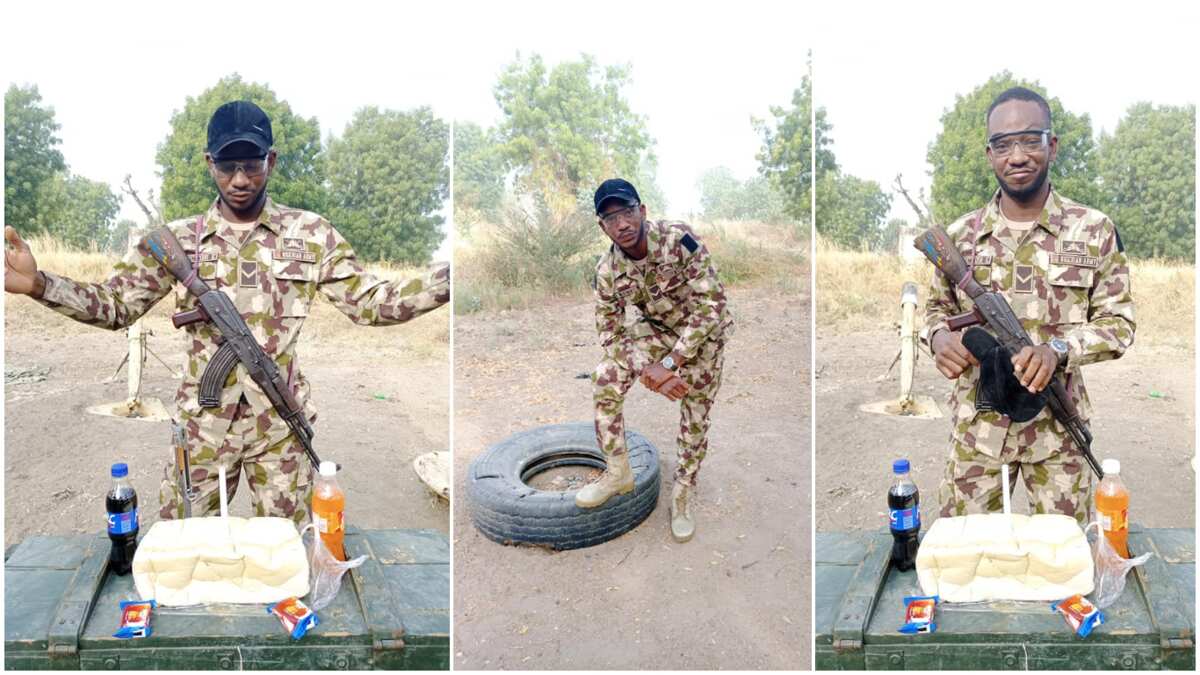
(662, 356, 676, 370)
(1050, 338, 1068, 353)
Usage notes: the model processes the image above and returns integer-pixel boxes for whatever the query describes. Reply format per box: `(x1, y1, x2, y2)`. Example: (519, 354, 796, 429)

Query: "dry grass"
(816, 236, 1194, 350)
(454, 218, 807, 314)
(3, 236, 448, 362)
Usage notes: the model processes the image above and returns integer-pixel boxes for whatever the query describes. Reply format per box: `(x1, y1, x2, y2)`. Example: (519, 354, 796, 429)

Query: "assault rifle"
(913, 226, 1104, 479)
(144, 228, 325, 470)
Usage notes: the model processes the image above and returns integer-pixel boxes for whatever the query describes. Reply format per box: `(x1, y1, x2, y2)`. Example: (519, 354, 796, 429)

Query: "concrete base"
(86, 397, 172, 422)
(859, 395, 943, 419)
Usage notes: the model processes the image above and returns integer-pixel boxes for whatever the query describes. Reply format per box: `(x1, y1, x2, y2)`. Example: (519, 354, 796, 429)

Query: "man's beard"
(995, 164, 1049, 203)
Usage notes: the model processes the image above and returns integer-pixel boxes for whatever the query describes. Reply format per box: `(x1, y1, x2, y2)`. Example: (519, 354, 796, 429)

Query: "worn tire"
(467, 422, 660, 550)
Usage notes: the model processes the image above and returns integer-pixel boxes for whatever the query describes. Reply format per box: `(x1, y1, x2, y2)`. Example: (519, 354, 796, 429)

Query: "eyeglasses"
(599, 204, 640, 227)
(987, 129, 1050, 156)
(211, 156, 269, 178)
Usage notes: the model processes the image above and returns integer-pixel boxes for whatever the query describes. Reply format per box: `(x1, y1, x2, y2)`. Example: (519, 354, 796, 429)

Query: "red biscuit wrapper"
(1051, 594, 1104, 638)
(268, 597, 319, 639)
(114, 599, 156, 639)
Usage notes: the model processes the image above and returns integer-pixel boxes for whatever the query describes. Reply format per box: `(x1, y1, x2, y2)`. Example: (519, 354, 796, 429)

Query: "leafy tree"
(927, 72, 1099, 224)
(453, 120, 507, 229)
(816, 173, 892, 249)
(325, 106, 449, 263)
(36, 173, 121, 249)
(493, 53, 657, 222)
(5, 84, 66, 231)
(109, 218, 139, 254)
(696, 166, 788, 222)
(156, 74, 326, 221)
(755, 63, 832, 224)
(1096, 103, 1196, 259)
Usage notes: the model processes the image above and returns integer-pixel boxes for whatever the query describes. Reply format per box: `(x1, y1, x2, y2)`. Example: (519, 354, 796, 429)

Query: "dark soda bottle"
(888, 458, 920, 571)
(106, 462, 139, 576)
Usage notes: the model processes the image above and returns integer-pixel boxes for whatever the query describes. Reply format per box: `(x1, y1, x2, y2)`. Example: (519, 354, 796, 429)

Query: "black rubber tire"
(467, 422, 660, 550)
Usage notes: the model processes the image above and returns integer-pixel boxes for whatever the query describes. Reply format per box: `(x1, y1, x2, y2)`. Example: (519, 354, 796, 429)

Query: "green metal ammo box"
(5, 527, 449, 670)
(816, 525, 1194, 670)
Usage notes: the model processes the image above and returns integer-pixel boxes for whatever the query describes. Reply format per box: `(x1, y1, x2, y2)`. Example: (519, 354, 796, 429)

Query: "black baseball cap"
(594, 178, 640, 214)
(206, 101, 273, 159)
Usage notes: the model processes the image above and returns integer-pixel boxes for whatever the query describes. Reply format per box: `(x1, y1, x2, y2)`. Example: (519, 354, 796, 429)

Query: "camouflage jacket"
(36, 197, 449, 446)
(920, 188, 1135, 459)
(594, 220, 732, 373)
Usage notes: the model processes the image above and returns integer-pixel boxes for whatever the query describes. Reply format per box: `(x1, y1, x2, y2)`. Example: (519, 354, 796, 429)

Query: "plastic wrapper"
(898, 594, 938, 634)
(1051, 594, 1104, 637)
(301, 524, 368, 611)
(113, 599, 156, 639)
(1087, 522, 1152, 609)
(268, 597, 318, 639)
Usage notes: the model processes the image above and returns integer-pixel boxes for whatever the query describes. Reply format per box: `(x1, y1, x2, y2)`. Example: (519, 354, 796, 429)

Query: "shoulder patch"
(681, 233, 699, 254)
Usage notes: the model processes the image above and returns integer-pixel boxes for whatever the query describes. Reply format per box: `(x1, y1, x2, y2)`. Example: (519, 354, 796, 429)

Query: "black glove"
(961, 326, 1047, 423)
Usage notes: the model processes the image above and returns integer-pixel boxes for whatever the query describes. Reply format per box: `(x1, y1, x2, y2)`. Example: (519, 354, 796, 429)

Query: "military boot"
(670, 482, 695, 543)
(575, 453, 634, 508)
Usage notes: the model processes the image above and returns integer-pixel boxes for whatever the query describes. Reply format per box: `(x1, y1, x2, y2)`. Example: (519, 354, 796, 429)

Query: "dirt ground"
(814, 326, 1195, 533)
(4, 306, 450, 550)
(452, 283, 810, 671)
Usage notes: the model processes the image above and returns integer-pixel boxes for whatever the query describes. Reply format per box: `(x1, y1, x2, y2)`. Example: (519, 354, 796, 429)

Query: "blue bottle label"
(108, 509, 139, 535)
(890, 506, 919, 531)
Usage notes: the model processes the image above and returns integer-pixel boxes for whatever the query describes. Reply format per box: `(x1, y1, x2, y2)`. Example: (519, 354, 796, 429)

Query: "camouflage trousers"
(158, 397, 312, 527)
(937, 427, 1092, 525)
(593, 330, 725, 487)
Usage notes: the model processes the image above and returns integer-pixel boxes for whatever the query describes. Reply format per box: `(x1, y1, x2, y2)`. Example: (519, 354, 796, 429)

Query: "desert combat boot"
(575, 453, 634, 508)
(670, 482, 695, 542)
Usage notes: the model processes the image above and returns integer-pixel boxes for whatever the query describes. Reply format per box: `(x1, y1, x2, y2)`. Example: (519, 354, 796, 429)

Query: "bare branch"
(121, 175, 163, 227)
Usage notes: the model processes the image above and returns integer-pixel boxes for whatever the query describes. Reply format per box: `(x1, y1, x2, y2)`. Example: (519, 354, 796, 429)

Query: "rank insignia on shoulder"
(681, 233, 699, 254)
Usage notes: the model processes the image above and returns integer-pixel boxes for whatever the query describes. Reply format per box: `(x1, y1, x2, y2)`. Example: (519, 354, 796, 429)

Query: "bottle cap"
(893, 459, 910, 474)
(1102, 458, 1120, 475)
(319, 461, 338, 478)
(111, 463, 129, 478)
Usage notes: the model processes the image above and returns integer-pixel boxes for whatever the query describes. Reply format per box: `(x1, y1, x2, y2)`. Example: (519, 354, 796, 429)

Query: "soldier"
(4, 101, 449, 527)
(921, 87, 1135, 524)
(577, 178, 732, 543)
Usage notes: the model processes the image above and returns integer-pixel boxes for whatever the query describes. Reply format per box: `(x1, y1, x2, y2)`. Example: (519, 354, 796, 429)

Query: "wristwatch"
(661, 355, 678, 371)
(1048, 338, 1069, 368)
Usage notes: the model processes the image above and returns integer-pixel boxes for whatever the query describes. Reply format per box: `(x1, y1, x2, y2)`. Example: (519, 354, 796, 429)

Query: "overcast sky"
(447, 2, 812, 218)
(3, 0, 812, 259)
(813, 1, 1199, 223)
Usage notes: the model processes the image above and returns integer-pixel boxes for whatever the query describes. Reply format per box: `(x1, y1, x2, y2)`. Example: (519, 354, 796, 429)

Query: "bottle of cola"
(888, 458, 920, 571)
(106, 462, 139, 575)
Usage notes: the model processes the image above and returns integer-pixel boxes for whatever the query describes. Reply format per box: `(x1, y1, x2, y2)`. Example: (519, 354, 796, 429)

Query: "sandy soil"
(4, 309, 450, 550)
(814, 326, 1195, 533)
(452, 283, 810, 671)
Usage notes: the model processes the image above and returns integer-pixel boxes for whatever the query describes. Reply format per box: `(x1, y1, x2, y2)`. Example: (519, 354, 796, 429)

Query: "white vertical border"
(808, 48, 818, 670)
(446, 118, 457, 670)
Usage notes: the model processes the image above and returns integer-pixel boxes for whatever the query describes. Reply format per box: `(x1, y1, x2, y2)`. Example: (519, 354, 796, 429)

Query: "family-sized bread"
(132, 517, 309, 606)
(916, 513, 1094, 602)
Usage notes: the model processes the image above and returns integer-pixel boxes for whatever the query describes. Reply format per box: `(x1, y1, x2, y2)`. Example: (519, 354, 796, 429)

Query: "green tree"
(1096, 103, 1196, 258)
(5, 84, 66, 231)
(453, 120, 507, 229)
(156, 74, 327, 221)
(927, 72, 1099, 224)
(816, 173, 892, 249)
(326, 106, 449, 263)
(697, 167, 788, 222)
(36, 173, 121, 249)
(755, 63, 832, 224)
(493, 53, 657, 222)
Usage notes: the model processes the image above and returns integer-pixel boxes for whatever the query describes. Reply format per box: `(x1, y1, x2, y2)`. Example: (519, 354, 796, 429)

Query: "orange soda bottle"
(312, 461, 346, 560)
(1095, 458, 1130, 558)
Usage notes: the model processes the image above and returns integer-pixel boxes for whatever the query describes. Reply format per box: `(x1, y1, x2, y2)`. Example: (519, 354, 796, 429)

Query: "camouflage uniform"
(35, 198, 449, 526)
(593, 220, 732, 487)
(920, 188, 1135, 524)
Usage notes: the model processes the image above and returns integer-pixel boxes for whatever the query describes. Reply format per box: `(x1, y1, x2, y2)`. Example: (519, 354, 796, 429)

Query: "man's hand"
(5, 226, 43, 297)
(931, 329, 979, 380)
(639, 363, 690, 401)
(1011, 344, 1058, 394)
